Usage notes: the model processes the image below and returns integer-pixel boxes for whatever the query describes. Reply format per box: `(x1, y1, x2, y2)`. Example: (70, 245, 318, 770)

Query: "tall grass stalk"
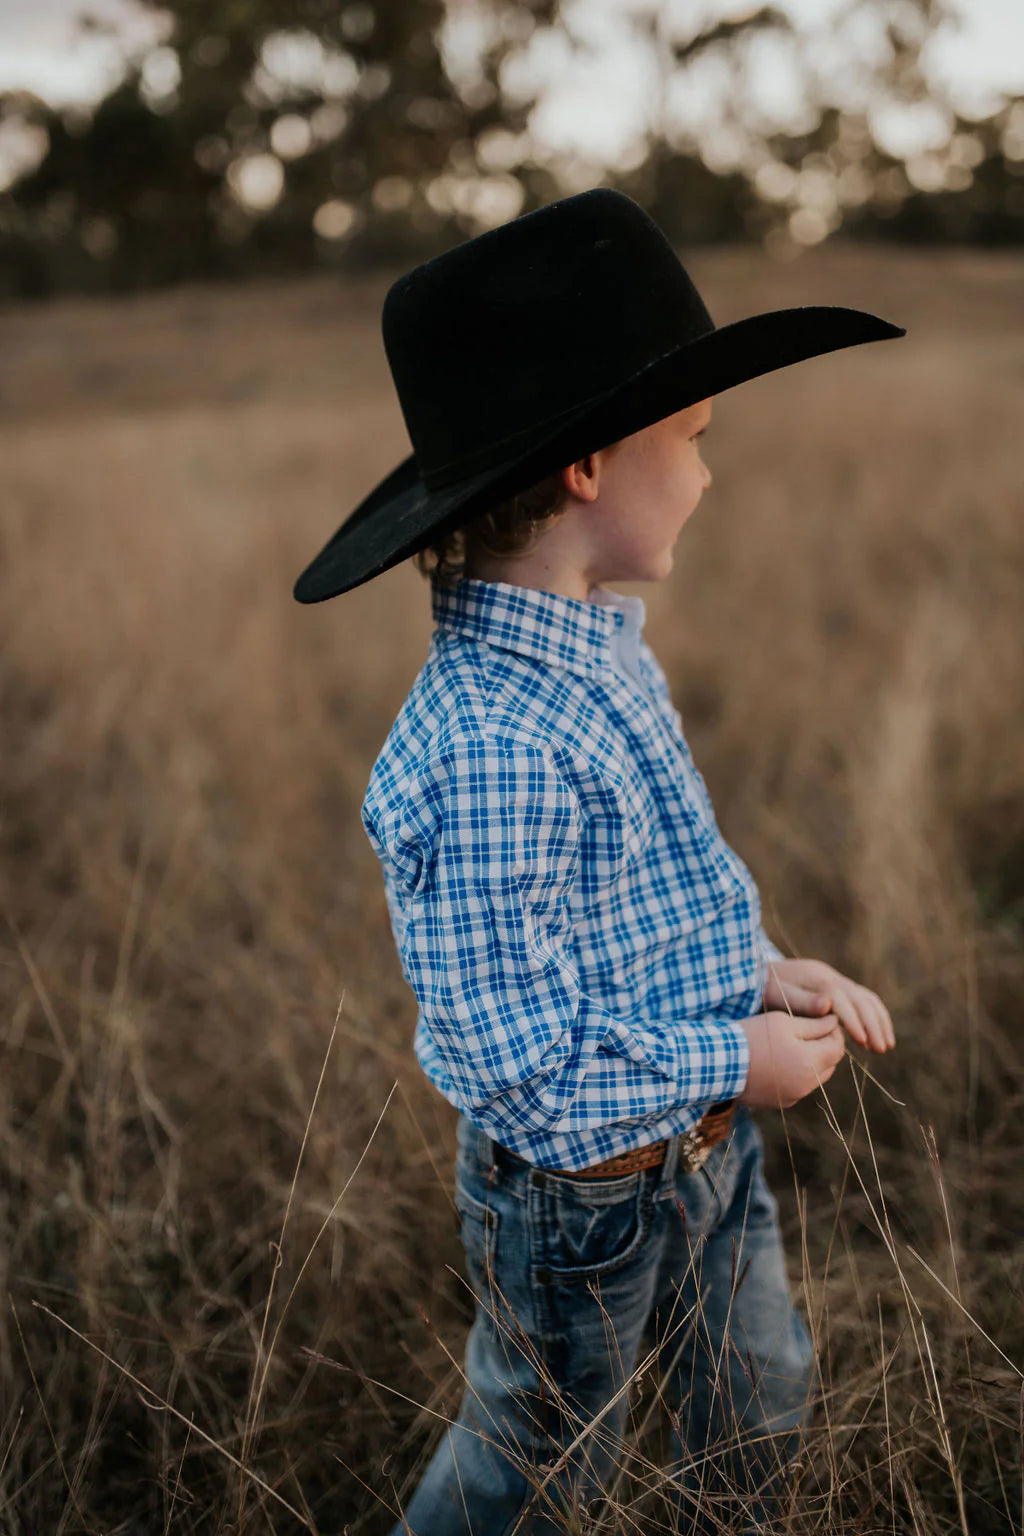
(1, 248, 1021, 1531)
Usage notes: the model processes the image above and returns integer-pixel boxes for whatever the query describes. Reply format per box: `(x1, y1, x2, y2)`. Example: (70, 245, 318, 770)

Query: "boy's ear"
(560, 452, 601, 504)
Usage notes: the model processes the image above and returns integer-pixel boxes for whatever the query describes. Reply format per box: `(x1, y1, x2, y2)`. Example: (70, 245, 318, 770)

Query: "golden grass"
(0, 243, 1022, 1532)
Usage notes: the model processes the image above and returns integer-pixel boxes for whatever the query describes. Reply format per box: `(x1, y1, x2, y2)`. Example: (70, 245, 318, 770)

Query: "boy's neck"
(461, 562, 591, 604)
(463, 536, 601, 604)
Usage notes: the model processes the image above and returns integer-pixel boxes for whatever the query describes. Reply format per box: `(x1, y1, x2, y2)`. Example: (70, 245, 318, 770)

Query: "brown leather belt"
(547, 1100, 737, 1180)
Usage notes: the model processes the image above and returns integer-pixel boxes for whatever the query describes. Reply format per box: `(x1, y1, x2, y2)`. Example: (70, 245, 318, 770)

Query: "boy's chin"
(642, 552, 675, 582)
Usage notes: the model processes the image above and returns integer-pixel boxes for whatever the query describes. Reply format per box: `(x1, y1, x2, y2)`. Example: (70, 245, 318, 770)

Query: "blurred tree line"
(0, 0, 1021, 300)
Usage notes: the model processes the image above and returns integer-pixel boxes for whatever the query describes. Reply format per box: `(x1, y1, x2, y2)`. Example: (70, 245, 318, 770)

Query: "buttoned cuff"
(712, 1017, 751, 1100)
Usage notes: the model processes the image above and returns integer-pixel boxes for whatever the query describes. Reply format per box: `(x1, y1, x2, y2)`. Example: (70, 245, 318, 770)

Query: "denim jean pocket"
(455, 1183, 500, 1306)
(690, 1103, 750, 1230)
(456, 1182, 499, 1259)
(542, 1170, 654, 1280)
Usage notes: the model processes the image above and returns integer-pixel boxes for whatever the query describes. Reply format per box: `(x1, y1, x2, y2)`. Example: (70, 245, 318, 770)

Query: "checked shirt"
(362, 577, 784, 1171)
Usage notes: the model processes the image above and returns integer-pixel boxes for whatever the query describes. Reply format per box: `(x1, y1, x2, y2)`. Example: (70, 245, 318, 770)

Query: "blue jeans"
(389, 1105, 815, 1535)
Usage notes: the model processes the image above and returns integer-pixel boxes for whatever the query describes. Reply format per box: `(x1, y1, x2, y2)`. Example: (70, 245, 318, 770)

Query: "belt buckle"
(679, 1127, 711, 1174)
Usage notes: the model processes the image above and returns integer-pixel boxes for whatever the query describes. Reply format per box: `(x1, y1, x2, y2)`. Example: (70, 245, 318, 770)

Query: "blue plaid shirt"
(362, 577, 783, 1171)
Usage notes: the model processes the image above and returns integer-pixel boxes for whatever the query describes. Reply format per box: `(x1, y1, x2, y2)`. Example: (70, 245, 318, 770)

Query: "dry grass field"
(0, 242, 1022, 1534)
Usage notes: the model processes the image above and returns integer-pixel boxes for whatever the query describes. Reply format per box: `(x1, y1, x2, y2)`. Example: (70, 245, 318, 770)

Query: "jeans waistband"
(458, 1117, 695, 1202)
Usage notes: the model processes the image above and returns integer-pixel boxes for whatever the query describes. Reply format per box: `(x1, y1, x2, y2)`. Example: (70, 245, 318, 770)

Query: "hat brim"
(293, 305, 904, 603)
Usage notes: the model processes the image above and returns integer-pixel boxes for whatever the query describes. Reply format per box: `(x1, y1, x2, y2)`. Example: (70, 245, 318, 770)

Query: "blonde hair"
(414, 440, 622, 584)
(413, 470, 567, 584)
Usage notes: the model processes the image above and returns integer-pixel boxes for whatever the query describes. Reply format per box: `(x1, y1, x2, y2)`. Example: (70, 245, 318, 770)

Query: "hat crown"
(382, 189, 715, 489)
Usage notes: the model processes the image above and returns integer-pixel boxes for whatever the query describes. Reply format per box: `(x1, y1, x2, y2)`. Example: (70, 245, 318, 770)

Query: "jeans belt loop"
(658, 1125, 682, 1192)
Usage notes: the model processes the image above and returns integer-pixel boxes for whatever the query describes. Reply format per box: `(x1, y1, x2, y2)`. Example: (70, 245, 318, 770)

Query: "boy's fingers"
(829, 990, 869, 1047)
(848, 992, 879, 1049)
(871, 991, 896, 1049)
(846, 984, 889, 1051)
(862, 994, 889, 1051)
(773, 981, 832, 1016)
(811, 1026, 845, 1075)
(797, 1012, 843, 1041)
(777, 970, 895, 1051)
(860, 988, 896, 1050)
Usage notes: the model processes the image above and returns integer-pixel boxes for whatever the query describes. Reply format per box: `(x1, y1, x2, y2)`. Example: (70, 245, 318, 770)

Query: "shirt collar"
(589, 585, 648, 685)
(431, 577, 633, 681)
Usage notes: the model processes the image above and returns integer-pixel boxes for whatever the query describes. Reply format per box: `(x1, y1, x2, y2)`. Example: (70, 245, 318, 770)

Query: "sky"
(0, 0, 1021, 174)
(0, 0, 165, 106)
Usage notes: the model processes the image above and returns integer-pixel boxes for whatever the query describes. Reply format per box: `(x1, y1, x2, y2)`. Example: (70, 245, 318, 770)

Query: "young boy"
(294, 189, 901, 1534)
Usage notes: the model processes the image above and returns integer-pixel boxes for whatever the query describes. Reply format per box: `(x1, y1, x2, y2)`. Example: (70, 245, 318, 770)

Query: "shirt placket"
(604, 671, 715, 839)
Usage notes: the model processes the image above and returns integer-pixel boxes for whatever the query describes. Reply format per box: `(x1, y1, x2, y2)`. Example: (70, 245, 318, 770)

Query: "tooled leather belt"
(548, 1099, 737, 1179)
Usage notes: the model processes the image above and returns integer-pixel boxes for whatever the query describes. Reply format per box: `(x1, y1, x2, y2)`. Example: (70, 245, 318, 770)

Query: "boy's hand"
(763, 957, 895, 1053)
(739, 1011, 846, 1109)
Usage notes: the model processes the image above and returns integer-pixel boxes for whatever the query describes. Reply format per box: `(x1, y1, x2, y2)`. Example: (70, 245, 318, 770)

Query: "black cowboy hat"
(293, 188, 904, 602)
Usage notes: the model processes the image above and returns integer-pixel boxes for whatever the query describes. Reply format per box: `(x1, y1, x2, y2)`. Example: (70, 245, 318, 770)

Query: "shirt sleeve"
(389, 734, 750, 1143)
